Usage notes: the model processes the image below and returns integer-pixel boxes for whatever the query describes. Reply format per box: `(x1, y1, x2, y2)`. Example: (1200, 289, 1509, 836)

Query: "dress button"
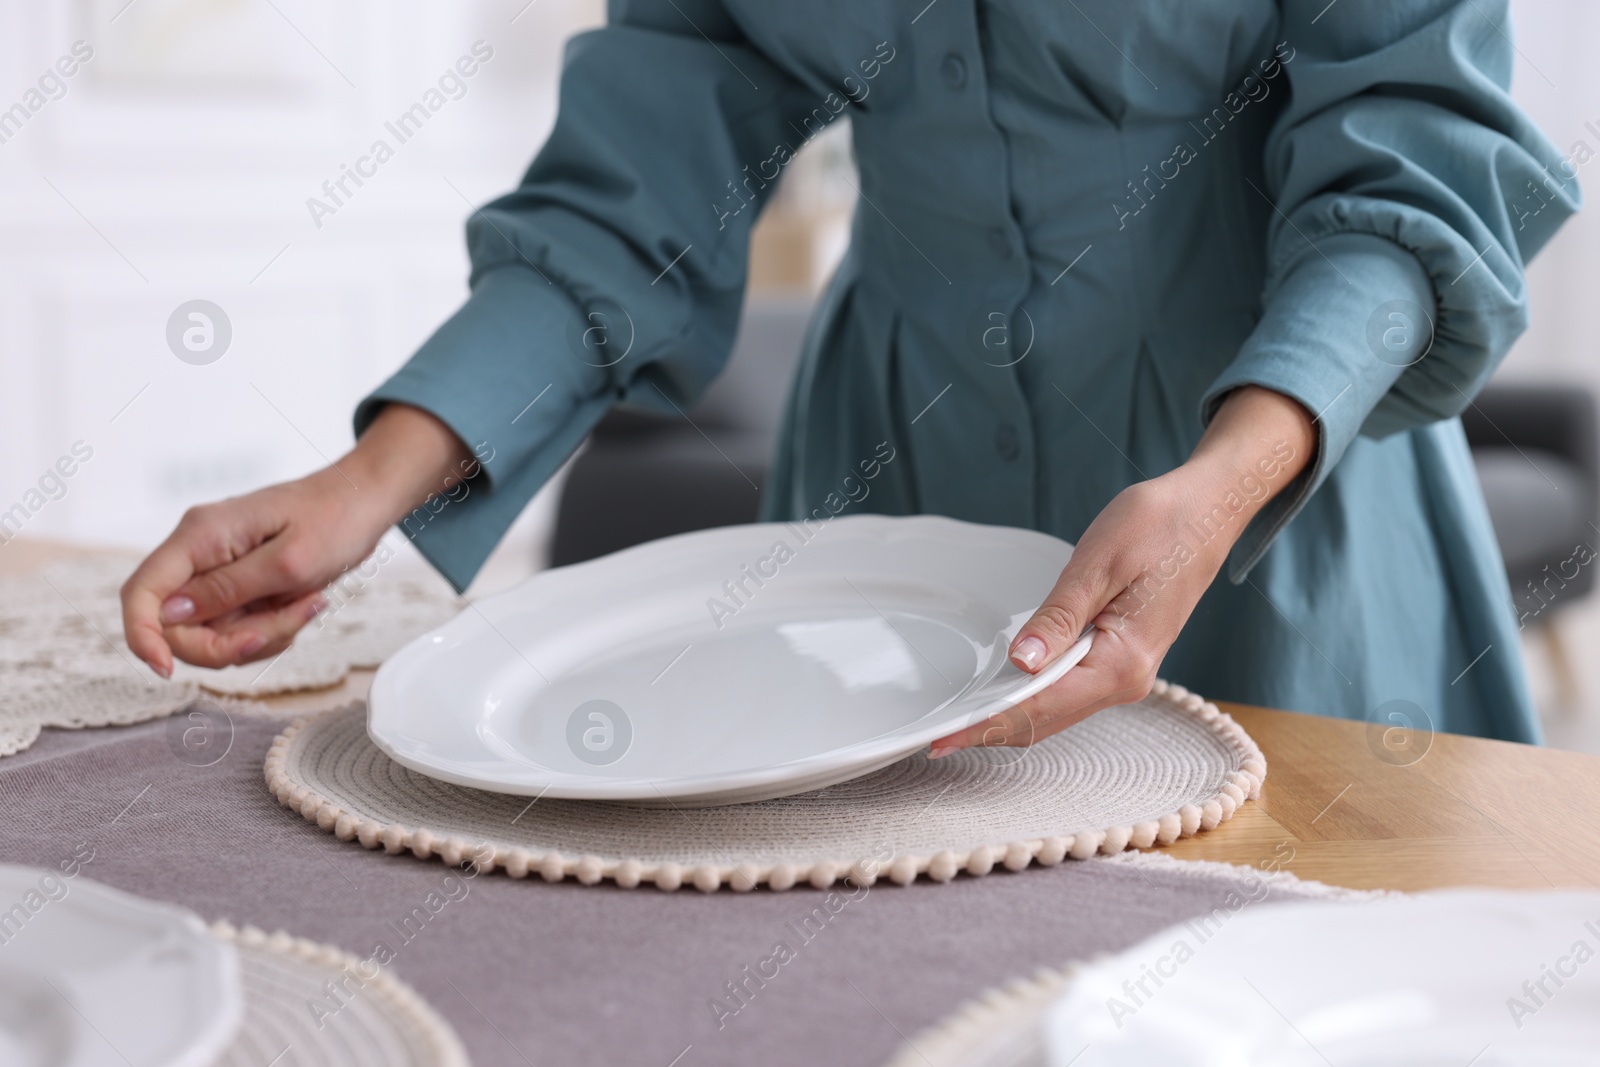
(940, 53, 967, 89)
(988, 226, 1012, 259)
(994, 423, 1021, 461)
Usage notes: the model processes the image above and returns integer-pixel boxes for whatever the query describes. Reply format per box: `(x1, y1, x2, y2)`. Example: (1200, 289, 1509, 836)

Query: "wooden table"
(1170, 701, 1600, 892)
(8, 538, 1600, 894)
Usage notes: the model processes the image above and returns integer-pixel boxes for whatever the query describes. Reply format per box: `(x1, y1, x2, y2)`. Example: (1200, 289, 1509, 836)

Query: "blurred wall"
(0, 0, 605, 586)
(1500, 2, 1600, 385)
(0, 0, 1592, 589)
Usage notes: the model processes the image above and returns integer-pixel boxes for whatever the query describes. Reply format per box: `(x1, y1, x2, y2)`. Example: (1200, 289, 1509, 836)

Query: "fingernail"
(305, 596, 328, 622)
(1011, 635, 1048, 671)
(156, 660, 173, 680)
(928, 739, 963, 759)
(161, 596, 195, 624)
(237, 633, 267, 658)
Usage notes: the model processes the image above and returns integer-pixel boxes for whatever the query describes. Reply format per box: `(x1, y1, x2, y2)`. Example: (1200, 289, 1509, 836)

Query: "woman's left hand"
(928, 385, 1315, 757)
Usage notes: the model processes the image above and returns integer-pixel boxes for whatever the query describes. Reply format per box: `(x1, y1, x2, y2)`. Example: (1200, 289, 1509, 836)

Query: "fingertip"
(160, 595, 196, 624)
(126, 627, 173, 680)
(928, 730, 969, 759)
(1009, 634, 1048, 672)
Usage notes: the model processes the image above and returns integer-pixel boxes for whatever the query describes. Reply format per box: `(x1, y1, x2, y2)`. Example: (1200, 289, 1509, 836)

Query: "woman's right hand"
(120, 403, 473, 677)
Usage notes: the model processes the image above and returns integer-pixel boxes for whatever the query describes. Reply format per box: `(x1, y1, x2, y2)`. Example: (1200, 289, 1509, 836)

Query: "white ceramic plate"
(369, 514, 1091, 805)
(1040, 888, 1600, 1066)
(0, 866, 241, 1067)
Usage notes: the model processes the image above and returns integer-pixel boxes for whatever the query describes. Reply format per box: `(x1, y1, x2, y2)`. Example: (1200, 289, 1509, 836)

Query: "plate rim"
(369, 514, 1085, 801)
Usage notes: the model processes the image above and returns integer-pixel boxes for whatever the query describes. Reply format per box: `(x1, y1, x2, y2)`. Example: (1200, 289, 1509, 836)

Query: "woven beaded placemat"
(267, 680, 1265, 892)
(208, 921, 469, 1067)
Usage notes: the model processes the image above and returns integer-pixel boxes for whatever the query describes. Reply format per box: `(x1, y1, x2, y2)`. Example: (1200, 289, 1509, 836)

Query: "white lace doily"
(267, 681, 1266, 891)
(209, 921, 469, 1067)
(0, 553, 460, 757)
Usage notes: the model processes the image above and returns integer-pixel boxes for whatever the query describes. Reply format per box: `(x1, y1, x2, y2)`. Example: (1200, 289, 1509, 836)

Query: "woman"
(121, 0, 1576, 751)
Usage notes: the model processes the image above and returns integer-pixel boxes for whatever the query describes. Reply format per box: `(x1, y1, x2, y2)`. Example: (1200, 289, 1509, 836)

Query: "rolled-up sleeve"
(1201, 0, 1580, 581)
(354, 0, 828, 591)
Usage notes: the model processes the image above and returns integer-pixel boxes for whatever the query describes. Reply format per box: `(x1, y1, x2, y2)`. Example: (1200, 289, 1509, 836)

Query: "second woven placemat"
(209, 921, 469, 1067)
(267, 680, 1264, 891)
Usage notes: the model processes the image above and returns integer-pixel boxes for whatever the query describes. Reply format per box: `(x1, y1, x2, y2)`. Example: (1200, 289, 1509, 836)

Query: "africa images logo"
(166, 300, 232, 366)
(566, 699, 631, 767)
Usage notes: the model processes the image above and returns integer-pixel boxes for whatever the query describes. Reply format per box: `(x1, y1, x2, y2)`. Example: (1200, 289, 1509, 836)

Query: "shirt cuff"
(1200, 232, 1433, 582)
(353, 266, 613, 592)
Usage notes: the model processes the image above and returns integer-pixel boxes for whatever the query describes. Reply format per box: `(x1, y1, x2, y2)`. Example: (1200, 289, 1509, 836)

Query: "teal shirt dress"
(355, 0, 1579, 743)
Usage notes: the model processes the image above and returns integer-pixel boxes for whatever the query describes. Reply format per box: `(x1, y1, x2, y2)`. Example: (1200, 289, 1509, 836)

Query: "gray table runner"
(0, 711, 1323, 1066)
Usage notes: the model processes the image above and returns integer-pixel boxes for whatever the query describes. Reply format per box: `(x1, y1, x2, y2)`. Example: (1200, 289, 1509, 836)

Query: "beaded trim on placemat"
(0, 552, 460, 756)
(266, 680, 1266, 892)
(885, 961, 1083, 1067)
(209, 920, 469, 1067)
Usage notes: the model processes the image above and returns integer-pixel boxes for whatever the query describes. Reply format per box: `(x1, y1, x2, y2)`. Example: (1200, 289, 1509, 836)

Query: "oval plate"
(368, 514, 1091, 805)
(1041, 889, 1600, 1065)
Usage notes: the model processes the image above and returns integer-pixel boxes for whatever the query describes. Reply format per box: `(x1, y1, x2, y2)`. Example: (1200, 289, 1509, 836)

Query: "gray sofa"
(550, 298, 812, 567)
